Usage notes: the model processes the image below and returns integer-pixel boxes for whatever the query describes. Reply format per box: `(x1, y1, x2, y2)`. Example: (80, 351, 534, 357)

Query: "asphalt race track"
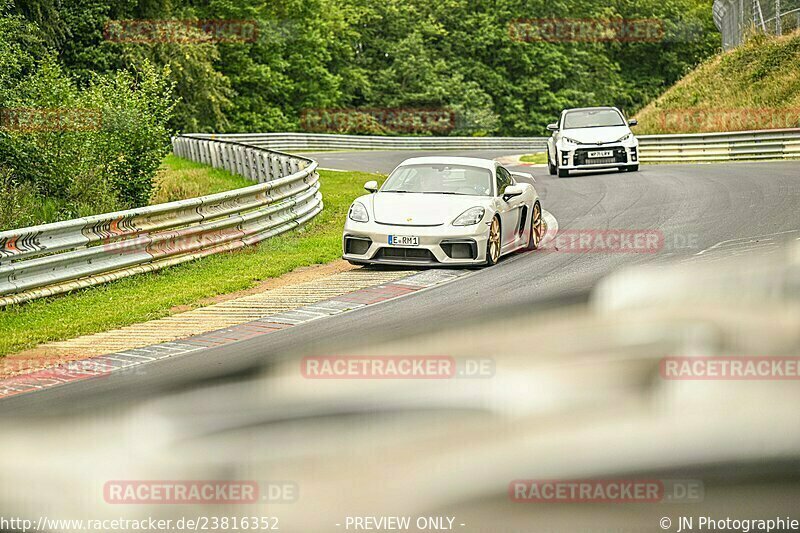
(1, 152, 798, 415)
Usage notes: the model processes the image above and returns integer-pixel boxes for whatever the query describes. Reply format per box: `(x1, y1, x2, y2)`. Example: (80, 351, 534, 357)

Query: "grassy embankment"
(634, 30, 800, 133)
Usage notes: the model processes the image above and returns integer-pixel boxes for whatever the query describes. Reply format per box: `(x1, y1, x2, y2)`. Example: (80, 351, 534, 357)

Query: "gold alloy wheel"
(532, 202, 543, 249)
(488, 217, 501, 264)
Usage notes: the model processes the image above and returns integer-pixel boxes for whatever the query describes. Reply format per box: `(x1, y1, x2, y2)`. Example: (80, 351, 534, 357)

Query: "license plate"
(389, 235, 419, 246)
(588, 150, 613, 158)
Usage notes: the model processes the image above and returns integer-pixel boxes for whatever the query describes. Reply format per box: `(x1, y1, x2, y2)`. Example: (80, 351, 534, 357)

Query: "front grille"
(376, 247, 436, 262)
(574, 146, 627, 166)
(441, 240, 477, 259)
(581, 157, 616, 165)
(345, 236, 371, 255)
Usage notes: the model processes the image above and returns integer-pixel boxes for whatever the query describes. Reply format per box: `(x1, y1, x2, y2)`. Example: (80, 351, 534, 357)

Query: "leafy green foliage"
(0, 2, 176, 228)
(8, 0, 720, 137)
(81, 61, 176, 206)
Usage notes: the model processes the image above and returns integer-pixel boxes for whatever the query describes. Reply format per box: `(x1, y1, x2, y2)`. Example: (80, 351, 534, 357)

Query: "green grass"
(518, 152, 548, 164)
(634, 29, 800, 134)
(0, 162, 382, 357)
(150, 154, 254, 204)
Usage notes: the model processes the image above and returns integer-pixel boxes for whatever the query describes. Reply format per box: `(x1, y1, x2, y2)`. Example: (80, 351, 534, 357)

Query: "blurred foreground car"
(342, 156, 542, 266)
(546, 106, 639, 177)
(2, 240, 799, 532)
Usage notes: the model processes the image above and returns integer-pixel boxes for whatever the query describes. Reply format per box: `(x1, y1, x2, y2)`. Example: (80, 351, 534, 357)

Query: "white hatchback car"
(546, 107, 639, 177)
(343, 157, 543, 267)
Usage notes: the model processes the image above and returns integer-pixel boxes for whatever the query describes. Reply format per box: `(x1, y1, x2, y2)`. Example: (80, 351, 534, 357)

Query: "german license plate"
(389, 235, 419, 246)
(588, 150, 613, 158)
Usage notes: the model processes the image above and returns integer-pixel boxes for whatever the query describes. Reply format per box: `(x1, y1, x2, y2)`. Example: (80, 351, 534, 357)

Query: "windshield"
(563, 109, 626, 129)
(381, 164, 493, 196)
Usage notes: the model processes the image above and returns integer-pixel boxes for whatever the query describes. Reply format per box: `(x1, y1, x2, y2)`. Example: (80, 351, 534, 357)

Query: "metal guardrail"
(0, 136, 322, 307)
(191, 129, 800, 163)
(187, 133, 549, 152)
(638, 128, 800, 162)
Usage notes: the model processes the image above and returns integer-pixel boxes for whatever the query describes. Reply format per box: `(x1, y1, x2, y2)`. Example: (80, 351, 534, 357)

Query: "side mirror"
(364, 180, 378, 193)
(628, 119, 638, 127)
(502, 184, 525, 202)
(546, 123, 559, 132)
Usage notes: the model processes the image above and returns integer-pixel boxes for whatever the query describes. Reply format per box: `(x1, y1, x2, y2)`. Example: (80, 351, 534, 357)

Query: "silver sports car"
(342, 156, 542, 267)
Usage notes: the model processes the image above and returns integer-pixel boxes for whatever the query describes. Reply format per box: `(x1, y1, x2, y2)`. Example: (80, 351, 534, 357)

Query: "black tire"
(526, 202, 543, 250)
(629, 164, 639, 172)
(547, 150, 556, 175)
(485, 216, 501, 266)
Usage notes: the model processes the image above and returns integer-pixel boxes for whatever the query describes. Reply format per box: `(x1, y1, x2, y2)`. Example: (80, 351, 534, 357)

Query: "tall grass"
(634, 30, 800, 134)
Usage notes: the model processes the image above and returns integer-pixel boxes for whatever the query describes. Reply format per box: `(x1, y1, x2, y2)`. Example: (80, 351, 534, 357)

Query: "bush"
(82, 62, 177, 207)
(0, 53, 176, 229)
(0, 3, 178, 229)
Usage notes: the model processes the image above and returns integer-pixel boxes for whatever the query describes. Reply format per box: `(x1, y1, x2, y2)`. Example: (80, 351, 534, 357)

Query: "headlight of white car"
(348, 201, 369, 222)
(617, 133, 633, 142)
(561, 137, 581, 146)
(452, 207, 485, 226)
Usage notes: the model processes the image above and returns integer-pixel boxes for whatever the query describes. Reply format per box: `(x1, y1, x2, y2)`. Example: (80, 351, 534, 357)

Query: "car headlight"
(617, 133, 632, 142)
(561, 137, 581, 146)
(452, 207, 485, 226)
(348, 201, 369, 222)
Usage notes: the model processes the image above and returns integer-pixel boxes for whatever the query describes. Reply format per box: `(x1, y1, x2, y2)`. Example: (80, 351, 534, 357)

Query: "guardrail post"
(222, 144, 232, 173)
(244, 148, 256, 181)
(257, 152, 269, 183)
(210, 144, 220, 168)
(270, 154, 281, 181)
(232, 146, 241, 175)
(240, 148, 251, 181)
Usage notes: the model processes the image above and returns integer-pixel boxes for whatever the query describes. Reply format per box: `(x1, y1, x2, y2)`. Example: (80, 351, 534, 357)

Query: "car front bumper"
(342, 219, 490, 266)
(557, 143, 639, 171)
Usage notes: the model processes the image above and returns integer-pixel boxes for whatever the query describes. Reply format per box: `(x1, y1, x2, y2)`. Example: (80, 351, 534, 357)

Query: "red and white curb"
(0, 269, 469, 399)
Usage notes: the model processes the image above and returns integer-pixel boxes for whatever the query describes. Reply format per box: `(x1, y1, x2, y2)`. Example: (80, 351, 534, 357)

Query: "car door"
(495, 166, 523, 247)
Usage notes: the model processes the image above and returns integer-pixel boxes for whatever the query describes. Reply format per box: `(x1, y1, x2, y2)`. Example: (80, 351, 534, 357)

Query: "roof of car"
(562, 106, 620, 113)
(396, 156, 496, 171)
